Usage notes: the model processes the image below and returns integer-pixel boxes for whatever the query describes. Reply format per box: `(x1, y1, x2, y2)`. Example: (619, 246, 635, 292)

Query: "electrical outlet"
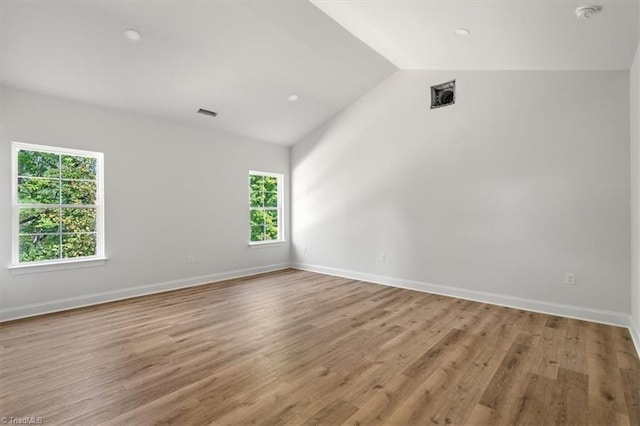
(188, 256, 195, 264)
(565, 272, 576, 285)
(378, 253, 386, 263)
(303, 245, 307, 253)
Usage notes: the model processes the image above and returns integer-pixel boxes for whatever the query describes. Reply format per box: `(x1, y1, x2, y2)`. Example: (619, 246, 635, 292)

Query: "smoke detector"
(575, 5, 602, 19)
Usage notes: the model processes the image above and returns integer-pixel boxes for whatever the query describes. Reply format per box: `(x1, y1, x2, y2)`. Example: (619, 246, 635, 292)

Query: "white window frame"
(10, 142, 106, 270)
(248, 170, 284, 246)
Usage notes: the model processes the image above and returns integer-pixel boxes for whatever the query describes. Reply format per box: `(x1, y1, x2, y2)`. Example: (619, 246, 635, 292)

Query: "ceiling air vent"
(197, 108, 218, 118)
(430, 80, 456, 109)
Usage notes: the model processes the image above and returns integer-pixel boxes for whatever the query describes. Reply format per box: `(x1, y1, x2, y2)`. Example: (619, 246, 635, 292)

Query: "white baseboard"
(0, 263, 290, 322)
(630, 317, 640, 359)
(292, 262, 630, 328)
(3, 261, 638, 359)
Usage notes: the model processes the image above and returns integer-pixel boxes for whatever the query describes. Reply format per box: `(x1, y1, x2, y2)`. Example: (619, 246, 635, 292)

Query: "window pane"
(265, 192, 278, 207)
(250, 191, 265, 208)
(251, 226, 265, 242)
(61, 155, 96, 180)
(248, 173, 282, 243)
(14, 144, 104, 265)
(264, 176, 277, 192)
(265, 224, 278, 240)
(62, 233, 97, 258)
(61, 208, 96, 233)
(19, 208, 60, 234)
(265, 210, 278, 226)
(265, 210, 279, 240)
(18, 150, 59, 178)
(19, 234, 60, 262)
(61, 180, 97, 204)
(18, 177, 60, 204)
(250, 209, 265, 226)
(250, 175, 264, 191)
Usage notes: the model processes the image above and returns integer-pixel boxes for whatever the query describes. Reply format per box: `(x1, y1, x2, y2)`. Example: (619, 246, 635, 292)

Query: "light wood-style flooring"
(1, 269, 638, 425)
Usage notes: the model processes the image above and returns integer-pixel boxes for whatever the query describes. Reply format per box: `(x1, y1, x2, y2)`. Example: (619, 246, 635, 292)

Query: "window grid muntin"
(249, 171, 283, 243)
(12, 142, 104, 265)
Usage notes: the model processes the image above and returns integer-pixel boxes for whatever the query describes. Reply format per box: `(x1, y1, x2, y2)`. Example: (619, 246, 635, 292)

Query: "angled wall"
(292, 70, 631, 325)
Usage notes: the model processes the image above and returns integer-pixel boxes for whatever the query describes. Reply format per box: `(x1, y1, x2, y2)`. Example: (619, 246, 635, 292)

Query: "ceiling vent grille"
(197, 108, 218, 117)
(430, 80, 456, 109)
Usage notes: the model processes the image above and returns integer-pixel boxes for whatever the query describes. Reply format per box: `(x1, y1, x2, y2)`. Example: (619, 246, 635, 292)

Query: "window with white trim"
(249, 171, 283, 243)
(12, 142, 105, 265)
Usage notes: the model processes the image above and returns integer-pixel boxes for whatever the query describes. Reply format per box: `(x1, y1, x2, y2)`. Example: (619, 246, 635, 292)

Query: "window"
(249, 171, 283, 244)
(11, 142, 105, 266)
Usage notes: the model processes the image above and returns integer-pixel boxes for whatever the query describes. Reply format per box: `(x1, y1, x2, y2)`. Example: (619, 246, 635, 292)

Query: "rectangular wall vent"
(430, 80, 456, 109)
(197, 108, 218, 117)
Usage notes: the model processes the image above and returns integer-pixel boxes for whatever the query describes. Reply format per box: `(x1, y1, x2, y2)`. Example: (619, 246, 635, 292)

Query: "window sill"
(248, 240, 286, 248)
(8, 257, 108, 275)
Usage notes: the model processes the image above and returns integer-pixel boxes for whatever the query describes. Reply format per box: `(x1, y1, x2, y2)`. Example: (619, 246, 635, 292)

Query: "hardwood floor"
(1, 269, 638, 425)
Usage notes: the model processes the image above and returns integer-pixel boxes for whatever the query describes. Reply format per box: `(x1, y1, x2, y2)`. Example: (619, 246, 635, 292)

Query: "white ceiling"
(310, 0, 640, 71)
(2, 1, 638, 147)
(0, 0, 396, 146)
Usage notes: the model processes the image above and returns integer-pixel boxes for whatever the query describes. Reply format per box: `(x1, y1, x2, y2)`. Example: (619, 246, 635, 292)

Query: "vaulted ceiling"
(0, 0, 395, 146)
(1, 1, 638, 146)
(311, 0, 639, 71)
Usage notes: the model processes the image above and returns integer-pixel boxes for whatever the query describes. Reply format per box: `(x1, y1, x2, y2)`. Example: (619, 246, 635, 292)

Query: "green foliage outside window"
(249, 174, 280, 242)
(17, 149, 99, 263)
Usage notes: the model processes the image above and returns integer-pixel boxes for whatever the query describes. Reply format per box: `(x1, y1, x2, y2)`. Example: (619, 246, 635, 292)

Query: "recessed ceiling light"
(288, 95, 299, 102)
(455, 28, 470, 36)
(123, 29, 143, 42)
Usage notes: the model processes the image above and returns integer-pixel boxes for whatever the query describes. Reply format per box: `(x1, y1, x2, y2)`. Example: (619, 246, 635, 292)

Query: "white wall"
(1, 69, 635, 328)
(292, 70, 631, 322)
(630, 9, 640, 346)
(0, 86, 290, 320)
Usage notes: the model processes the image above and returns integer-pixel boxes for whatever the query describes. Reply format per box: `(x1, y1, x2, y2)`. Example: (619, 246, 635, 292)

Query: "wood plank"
(549, 367, 589, 426)
(586, 323, 628, 424)
(302, 399, 358, 425)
